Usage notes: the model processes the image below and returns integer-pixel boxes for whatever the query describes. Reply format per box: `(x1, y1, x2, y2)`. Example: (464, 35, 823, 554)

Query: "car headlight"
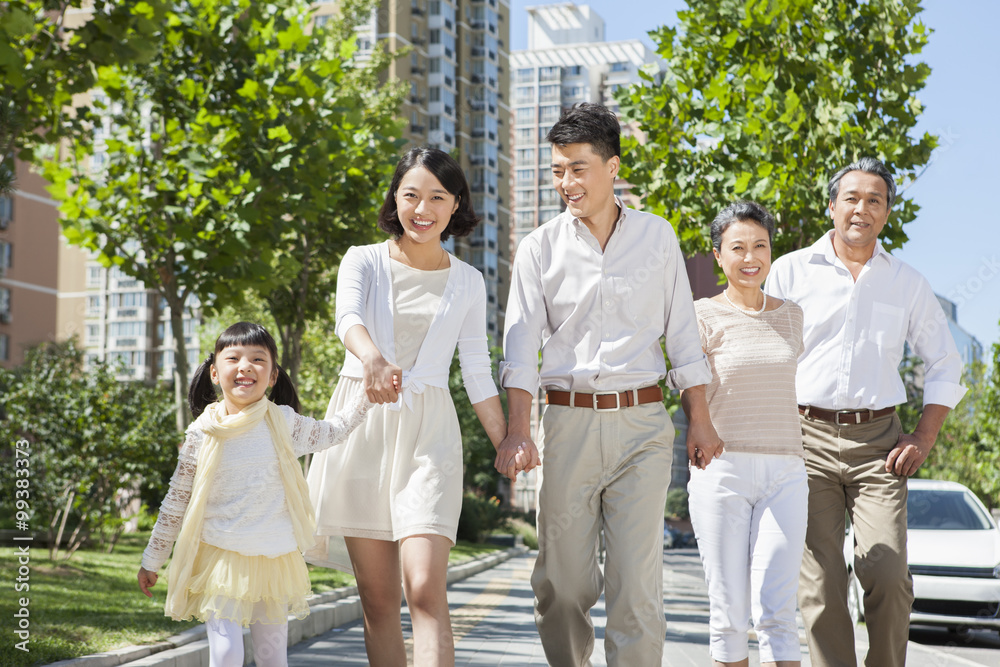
(995, 563, 1000, 579)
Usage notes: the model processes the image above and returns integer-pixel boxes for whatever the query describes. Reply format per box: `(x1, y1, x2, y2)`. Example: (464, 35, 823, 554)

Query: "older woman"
(680, 200, 807, 667)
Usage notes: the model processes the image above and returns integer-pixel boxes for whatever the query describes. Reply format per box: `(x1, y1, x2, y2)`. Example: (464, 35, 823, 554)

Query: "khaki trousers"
(798, 413, 912, 667)
(532, 402, 673, 667)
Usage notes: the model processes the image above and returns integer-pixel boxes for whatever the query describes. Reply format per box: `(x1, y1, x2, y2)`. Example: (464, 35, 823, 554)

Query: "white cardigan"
(336, 241, 498, 409)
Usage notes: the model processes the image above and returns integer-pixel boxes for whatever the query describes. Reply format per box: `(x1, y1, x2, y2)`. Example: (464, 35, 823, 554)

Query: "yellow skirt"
(171, 542, 312, 626)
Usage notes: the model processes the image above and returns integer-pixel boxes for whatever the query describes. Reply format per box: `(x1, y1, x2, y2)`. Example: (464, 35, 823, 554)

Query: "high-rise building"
(0, 161, 90, 369)
(315, 0, 512, 340)
(509, 3, 666, 250)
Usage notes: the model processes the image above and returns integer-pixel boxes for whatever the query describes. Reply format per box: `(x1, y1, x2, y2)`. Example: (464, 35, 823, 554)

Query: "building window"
(88, 295, 101, 315)
(565, 65, 582, 76)
(86, 324, 100, 343)
(0, 195, 11, 229)
(87, 266, 103, 287)
(539, 84, 560, 103)
(0, 333, 8, 361)
(0, 241, 10, 273)
(429, 29, 441, 44)
(0, 287, 10, 323)
(516, 68, 533, 84)
(516, 148, 534, 166)
(539, 105, 561, 123)
(539, 66, 560, 81)
(514, 86, 534, 104)
(610, 61, 628, 72)
(516, 169, 534, 184)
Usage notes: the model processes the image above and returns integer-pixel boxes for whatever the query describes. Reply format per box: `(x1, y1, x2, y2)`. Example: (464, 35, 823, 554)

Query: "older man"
(501, 103, 722, 666)
(766, 157, 966, 667)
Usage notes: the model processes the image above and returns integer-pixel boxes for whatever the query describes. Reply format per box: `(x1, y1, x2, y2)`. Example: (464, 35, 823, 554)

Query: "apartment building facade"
(316, 0, 512, 340)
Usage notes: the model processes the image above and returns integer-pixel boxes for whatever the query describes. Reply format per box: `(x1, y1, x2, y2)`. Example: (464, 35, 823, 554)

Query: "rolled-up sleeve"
(334, 246, 371, 341)
(500, 239, 546, 395)
(908, 277, 967, 409)
(662, 237, 712, 390)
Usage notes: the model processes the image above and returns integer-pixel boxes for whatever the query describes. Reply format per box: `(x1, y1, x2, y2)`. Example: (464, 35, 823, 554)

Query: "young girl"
(137, 322, 370, 667)
(305, 146, 536, 666)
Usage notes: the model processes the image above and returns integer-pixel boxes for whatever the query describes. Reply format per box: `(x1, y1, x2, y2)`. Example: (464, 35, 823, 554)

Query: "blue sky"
(509, 1, 1000, 359)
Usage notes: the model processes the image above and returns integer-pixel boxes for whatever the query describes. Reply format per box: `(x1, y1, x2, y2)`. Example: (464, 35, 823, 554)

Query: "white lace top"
(141, 395, 370, 572)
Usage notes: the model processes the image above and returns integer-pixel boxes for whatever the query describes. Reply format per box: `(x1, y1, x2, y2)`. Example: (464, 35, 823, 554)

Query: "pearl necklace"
(723, 289, 767, 316)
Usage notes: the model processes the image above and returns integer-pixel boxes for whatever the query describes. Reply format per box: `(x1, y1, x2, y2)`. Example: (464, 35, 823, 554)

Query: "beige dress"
(305, 260, 460, 573)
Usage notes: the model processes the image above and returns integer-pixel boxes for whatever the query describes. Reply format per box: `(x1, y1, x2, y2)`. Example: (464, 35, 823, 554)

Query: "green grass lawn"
(0, 532, 501, 667)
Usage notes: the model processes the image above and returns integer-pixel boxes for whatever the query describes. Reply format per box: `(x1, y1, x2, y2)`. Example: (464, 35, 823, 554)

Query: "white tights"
(206, 613, 288, 667)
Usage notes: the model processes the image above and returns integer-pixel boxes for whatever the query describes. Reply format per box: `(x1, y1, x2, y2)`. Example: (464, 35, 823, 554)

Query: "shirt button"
(604, 333, 610, 339)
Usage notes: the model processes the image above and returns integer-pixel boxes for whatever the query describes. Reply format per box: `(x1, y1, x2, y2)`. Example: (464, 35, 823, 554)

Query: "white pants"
(206, 612, 288, 667)
(688, 451, 808, 663)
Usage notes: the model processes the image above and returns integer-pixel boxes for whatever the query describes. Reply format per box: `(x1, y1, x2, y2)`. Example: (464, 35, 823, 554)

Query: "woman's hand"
(362, 354, 402, 404)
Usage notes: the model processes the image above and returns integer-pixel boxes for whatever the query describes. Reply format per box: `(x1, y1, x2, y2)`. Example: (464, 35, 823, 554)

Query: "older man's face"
(829, 170, 890, 252)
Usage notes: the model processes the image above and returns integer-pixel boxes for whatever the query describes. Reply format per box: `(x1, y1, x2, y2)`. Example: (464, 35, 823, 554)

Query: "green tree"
(42, 0, 401, 428)
(618, 0, 936, 257)
(900, 350, 1000, 510)
(0, 1, 165, 193)
(0, 340, 178, 559)
(249, 0, 406, 383)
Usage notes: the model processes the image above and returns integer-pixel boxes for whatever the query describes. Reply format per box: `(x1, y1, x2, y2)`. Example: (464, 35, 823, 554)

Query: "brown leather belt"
(546, 386, 663, 412)
(798, 405, 896, 425)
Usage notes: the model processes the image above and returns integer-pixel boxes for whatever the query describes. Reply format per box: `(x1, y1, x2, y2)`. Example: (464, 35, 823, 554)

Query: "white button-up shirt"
(501, 200, 711, 394)
(766, 231, 967, 410)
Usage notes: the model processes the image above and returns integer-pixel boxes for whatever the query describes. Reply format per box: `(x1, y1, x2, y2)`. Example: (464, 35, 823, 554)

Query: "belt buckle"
(835, 409, 872, 425)
(593, 391, 621, 412)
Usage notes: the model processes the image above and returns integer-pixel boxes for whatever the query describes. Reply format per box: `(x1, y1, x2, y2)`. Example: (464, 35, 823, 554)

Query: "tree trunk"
(273, 231, 311, 385)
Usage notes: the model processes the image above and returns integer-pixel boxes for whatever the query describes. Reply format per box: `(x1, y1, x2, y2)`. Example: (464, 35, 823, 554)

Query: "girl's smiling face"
(394, 166, 459, 248)
(211, 344, 277, 414)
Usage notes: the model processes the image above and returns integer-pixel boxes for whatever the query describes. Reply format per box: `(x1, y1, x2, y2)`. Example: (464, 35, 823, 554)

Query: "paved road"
(283, 548, 998, 666)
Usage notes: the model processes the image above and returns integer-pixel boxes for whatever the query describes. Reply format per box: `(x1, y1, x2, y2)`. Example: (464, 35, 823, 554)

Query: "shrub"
(665, 488, 690, 520)
(457, 492, 508, 542)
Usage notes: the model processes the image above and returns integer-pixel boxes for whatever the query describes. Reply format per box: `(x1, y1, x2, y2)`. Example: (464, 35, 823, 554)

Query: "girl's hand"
(362, 354, 402, 404)
(138, 567, 158, 598)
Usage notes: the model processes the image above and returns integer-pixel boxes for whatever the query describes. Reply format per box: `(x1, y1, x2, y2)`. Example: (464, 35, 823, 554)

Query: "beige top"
(695, 298, 805, 458)
(390, 258, 450, 370)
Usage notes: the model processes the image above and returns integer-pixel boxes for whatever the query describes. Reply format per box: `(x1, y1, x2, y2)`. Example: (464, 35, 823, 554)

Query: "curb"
(45, 545, 528, 667)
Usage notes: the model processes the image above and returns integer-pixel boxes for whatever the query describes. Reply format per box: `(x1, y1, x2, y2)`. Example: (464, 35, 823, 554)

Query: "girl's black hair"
(188, 322, 300, 418)
(377, 146, 480, 241)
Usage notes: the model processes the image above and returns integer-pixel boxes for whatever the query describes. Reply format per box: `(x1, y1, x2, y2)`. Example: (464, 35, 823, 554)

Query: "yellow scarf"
(164, 398, 315, 620)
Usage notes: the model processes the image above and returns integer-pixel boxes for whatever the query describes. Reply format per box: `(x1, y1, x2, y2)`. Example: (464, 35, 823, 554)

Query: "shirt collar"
(813, 229, 894, 268)
(568, 195, 628, 231)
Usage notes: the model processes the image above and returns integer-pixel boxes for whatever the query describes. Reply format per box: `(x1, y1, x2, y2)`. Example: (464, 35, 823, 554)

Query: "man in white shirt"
(501, 103, 722, 666)
(766, 157, 967, 667)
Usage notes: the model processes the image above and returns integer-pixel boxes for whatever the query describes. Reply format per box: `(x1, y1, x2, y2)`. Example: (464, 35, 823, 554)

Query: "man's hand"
(885, 433, 932, 477)
(886, 404, 950, 477)
(138, 567, 158, 598)
(495, 433, 540, 482)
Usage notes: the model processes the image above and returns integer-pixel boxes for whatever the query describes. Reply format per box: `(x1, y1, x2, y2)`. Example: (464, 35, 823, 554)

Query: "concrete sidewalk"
(62, 547, 993, 666)
(285, 549, 994, 666)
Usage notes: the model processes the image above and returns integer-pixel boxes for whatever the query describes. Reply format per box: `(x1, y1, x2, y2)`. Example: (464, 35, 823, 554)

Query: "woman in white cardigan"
(306, 147, 537, 666)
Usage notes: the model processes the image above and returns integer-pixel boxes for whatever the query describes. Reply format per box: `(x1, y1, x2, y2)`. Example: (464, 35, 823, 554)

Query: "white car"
(845, 479, 1000, 634)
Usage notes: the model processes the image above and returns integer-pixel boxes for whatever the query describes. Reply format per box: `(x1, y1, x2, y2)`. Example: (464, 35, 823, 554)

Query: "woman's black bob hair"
(377, 146, 480, 242)
(188, 321, 300, 418)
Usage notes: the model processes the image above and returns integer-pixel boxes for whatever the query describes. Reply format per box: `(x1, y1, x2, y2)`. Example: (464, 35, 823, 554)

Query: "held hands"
(362, 354, 402, 404)
(137, 567, 158, 598)
(494, 433, 540, 483)
(886, 432, 933, 477)
(687, 414, 724, 470)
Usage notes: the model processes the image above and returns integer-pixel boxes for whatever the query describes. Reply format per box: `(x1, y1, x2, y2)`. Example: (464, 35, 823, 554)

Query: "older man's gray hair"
(827, 157, 897, 209)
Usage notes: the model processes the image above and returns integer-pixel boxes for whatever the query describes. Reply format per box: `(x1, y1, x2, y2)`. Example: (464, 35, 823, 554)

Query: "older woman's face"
(713, 219, 772, 290)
